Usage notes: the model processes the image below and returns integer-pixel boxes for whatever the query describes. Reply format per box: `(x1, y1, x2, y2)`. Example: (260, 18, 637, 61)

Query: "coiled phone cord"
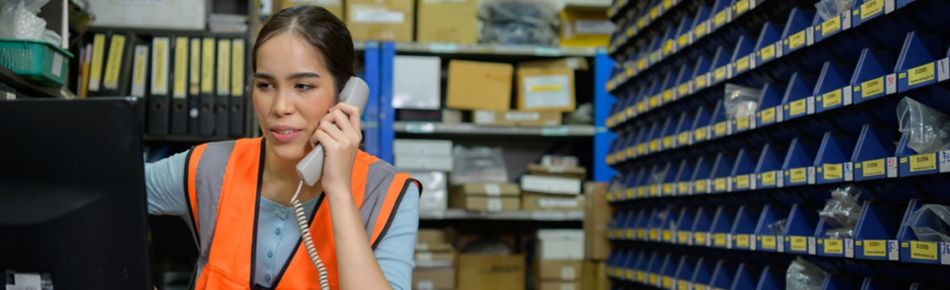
(291, 180, 331, 290)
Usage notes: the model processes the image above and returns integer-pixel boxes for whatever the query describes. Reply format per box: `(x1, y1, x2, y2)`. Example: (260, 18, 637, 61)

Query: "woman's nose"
(272, 89, 295, 116)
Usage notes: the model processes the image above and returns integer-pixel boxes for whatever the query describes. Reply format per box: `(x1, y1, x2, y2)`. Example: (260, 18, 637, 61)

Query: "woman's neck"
(262, 146, 322, 206)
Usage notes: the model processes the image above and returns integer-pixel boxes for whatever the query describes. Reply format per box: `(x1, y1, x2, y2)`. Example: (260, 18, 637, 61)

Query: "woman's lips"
(269, 125, 303, 143)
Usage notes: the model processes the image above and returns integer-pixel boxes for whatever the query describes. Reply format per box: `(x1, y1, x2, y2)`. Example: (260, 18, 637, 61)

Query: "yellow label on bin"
(789, 99, 807, 116)
(637, 229, 646, 239)
(910, 241, 938, 260)
(679, 34, 690, 47)
(694, 180, 706, 192)
(678, 231, 690, 243)
(790, 168, 807, 183)
(678, 182, 690, 194)
(791, 236, 808, 251)
(910, 153, 937, 172)
(760, 107, 776, 124)
(663, 89, 675, 102)
(663, 276, 674, 288)
(713, 10, 729, 27)
(789, 31, 806, 50)
(663, 183, 674, 195)
(650, 139, 660, 152)
(649, 6, 661, 19)
(735, 175, 750, 189)
(760, 44, 776, 61)
(863, 240, 887, 257)
(648, 273, 658, 285)
(663, 0, 674, 9)
(695, 232, 707, 244)
(694, 22, 708, 38)
(678, 82, 691, 96)
(908, 62, 935, 86)
(713, 233, 727, 247)
(823, 163, 843, 180)
(824, 239, 843, 254)
(714, 178, 727, 191)
(862, 159, 885, 177)
(861, 77, 884, 97)
(735, 0, 750, 15)
(736, 116, 750, 130)
(761, 235, 777, 250)
(678, 131, 691, 145)
(649, 95, 660, 108)
(735, 234, 750, 248)
(664, 40, 675, 55)
(663, 136, 674, 148)
(736, 56, 750, 72)
(663, 230, 673, 242)
(714, 66, 727, 81)
(694, 127, 707, 141)
(649, 229, 659, 240)
(761, 171, 776, 186)
(714, 122, 728, 136)
(637, 271, 646, 282)
(638, 58, 649, 70)
(821, 16, 841, 36)
(861, 0, 884, 20)
(678, 280, 689, 290)
(822, 89, 842, 108)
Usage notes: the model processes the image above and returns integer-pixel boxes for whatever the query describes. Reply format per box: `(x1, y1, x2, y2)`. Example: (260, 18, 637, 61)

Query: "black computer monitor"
(0, 98, 152, 290)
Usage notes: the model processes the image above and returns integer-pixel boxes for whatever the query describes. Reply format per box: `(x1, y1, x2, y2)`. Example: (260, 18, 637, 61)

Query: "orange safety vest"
(183, 138, 418, 290)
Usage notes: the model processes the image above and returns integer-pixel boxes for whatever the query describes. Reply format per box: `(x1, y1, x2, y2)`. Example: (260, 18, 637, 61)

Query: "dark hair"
(253, 6, 356, 95)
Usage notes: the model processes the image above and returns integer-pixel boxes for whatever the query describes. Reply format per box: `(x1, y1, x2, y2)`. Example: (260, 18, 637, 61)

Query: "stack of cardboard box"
(535, 229, 584, 290)
(457, 254, 525, 290)
(413, 229, 457, 290)
(520, 156, 585, 211)
(449, 182, 521, 212)
(583, 182, 611, 290)
(395, 139, 452, 213)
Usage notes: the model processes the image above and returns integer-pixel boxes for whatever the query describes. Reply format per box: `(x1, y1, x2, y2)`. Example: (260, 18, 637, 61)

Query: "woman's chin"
(269, 142, 308, 162)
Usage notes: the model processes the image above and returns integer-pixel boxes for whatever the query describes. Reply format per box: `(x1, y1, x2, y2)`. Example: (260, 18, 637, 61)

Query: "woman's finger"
(319, 117, 344, 141)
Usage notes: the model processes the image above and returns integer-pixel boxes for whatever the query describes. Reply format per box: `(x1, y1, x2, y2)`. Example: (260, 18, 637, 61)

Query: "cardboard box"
(443, 109, 463, 123)
(412, 171, 448, 213)
(417, 0, 478, 44)
(519, 58, 590, 71)
(89, 0, 205, 30)
(413, 267, 456, 290)
(394, 139, 452, 156)
(536, 260, 583, 281)
(346, 0, 414, 42)
(394, 56, 441, 109)
(520, 175, 582, 195)
(517, 67, 575, 112)
(395, 155, 453, 171)
(527, 164, 587, 180)
(522, 193, 584, 211)
(584, 182, 610, 260)
(473, 110, 562, 127)
(452, 182, 521, 197)
(276, 0, 345, 20)
(539, 281, 582, 290)
(418, 228, 448, 244)
(416, 242, 454, 252)
(559, 5, 614, 47)
(457, 255, 525, 290)
(537, 230, 584, 260)
(447, 61, 514, 111)
(415, 250, 456, 268)
(582, 262, 609, 290)
(449, 194, 520, 212)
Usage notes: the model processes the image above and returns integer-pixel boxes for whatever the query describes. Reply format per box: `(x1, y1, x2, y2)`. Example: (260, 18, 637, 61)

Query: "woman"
(146, 6, 420, 290)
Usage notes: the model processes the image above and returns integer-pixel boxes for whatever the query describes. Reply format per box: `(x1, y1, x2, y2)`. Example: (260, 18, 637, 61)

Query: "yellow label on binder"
(714, 178, 727, 191)
(790, 236, 808, 251)
(789, 99, 807, 116)
(735, 234, 750, 248)
(761, 235, 777, 250)
(790, 168, 807, 183)
(761, 171, 776, 186)
(821, 16, 840, 36)
(861, 0, 883, 20)
(678, 82, 690, 96)
(231, 39, 245, 97)
(713, 233, 727, 246)
(714, 66, 727, 81)
(908, 62, 935, 86)
(695, 232, 707, 244)
(863, 240, 887, 257)
(736, 56, 750, 72)
(861, 77, 884, 97)
(201, 38, 215, 93)
(910, 153, 937, 172)
(678, 231, 690, 243)
(760, 44, 776, 61)
(103, 35, 126, 90)
(789, 31, 806, 49)
(663, 89, 675, 102)
(822, 89, 841, 108)
(173, 37, 189, 98)
(760, 107, 776, 124)
(132, 48, 147, 90)
(216, 40, 232, 96)
(663, 230, 673, 242)
(862, 159, 885, 177)
(678, 182, 690, 194)
(713, 10, 729, 27)
(910, 241, 937, 260)
(735, 0, 749, 14)
(735, 175, 750, 189)
(736, 116, 750, 130)
(694, 22, 707, 38)
(714, 122, 728, 136)
(694, 127, 707, 141)
(89, 34, 107, 92)
(824, 239, 843, 254)
(152, 38, 169, 95)
(823, 163, 842, 180)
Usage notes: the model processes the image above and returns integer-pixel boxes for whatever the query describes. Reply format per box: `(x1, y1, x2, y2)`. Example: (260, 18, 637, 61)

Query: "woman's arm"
(145, 151, 190, 217)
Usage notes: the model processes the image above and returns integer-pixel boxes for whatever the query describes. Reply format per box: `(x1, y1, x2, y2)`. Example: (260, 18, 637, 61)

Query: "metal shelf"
(394, 122, 597, 137)
(0, 65, 62, 98)
(420, 209, 584, 221)
(355, 41, 599, 57)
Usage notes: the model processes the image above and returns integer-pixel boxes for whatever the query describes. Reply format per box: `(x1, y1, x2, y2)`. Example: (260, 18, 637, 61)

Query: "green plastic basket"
(0, 38, 73, 87)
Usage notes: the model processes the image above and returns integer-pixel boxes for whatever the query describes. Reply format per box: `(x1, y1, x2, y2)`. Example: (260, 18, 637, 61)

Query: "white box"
(395, 156, 453, 171)
(394, 56, 441, 109)
(521, 175, 582, 195)
(394, 139, 452, 157)
(411, 171, 447, 213)
(537, 229, 584, 260)
(89, 0, 206, 30)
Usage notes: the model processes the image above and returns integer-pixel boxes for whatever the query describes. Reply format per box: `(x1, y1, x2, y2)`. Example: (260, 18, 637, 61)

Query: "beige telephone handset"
(290, 77, 368, 290)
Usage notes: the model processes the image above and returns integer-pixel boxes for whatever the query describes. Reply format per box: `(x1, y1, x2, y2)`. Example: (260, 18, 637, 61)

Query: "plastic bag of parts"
(479, 0, 559, 46)
(0, 0, 49, 40)
(815, 0, 854, 21)
(897, 97, 950, 154)
(818, 185, 863, 238)
(724, 84, 761, 119)
(786, 258, 827, 290)
(906, 204, 950, 242)
(768, 219, 786, 235)
(450, 146, 509, 185)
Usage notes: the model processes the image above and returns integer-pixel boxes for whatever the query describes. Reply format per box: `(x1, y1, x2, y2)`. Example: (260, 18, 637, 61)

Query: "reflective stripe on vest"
(183, 138, 419, 289)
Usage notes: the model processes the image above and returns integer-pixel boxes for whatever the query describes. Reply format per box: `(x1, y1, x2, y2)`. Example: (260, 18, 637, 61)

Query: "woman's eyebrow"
(288, 72, 320, 80)
(253, 72, 275, 80)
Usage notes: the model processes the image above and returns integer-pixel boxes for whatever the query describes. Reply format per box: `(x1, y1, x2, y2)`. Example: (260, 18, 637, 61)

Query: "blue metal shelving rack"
(604, 0, 950, 289)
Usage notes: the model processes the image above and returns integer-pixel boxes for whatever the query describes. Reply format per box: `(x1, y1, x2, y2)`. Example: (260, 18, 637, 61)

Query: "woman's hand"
(311, 102, 362, 197)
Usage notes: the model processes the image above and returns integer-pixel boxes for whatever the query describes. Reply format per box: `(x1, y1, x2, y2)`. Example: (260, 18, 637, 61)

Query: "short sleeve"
(372, 183, 420, 290)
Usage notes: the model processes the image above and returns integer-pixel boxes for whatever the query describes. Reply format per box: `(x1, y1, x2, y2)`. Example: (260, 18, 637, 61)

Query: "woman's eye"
(295, 84, 314, 91)
(256, 82, 273, 90)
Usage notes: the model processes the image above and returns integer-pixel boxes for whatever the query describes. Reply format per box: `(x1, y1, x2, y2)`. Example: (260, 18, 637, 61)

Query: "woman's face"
(253, 32, 338, 162)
